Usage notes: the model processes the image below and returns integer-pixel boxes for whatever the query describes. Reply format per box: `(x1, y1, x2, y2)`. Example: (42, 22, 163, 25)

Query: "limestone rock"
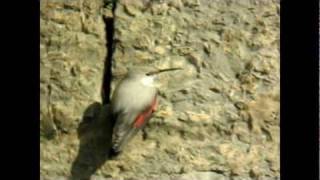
(40, 0, 107, 136)
(40, 0, 280, 179)
(107, 0, 280, 179)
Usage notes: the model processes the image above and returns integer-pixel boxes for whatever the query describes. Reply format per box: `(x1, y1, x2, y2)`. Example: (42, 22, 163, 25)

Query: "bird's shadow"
(70, 102, 114, 180)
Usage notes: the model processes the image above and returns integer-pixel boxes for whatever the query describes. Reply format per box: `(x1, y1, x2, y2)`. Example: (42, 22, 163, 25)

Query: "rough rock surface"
(40, 0, 280, 180)
(40, 0, 107, 136)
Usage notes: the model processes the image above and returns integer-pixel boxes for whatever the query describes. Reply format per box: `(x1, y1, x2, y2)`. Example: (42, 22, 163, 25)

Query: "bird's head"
(126, 66, 183, 87)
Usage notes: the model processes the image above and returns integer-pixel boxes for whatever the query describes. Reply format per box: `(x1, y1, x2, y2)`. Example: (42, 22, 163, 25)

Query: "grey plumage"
(109, 67, 182, 155)
(110, 68, 157, 154)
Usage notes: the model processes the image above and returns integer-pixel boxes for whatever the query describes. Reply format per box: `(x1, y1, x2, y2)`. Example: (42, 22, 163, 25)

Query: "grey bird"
(109, 66, 182, 156)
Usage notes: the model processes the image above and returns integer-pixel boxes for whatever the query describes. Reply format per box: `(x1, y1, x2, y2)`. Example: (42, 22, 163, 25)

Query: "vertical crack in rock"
(102, 0, 117, 104)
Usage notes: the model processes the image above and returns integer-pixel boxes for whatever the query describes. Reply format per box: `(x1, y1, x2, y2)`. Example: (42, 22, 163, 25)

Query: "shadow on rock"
(70, 102, 114, 180)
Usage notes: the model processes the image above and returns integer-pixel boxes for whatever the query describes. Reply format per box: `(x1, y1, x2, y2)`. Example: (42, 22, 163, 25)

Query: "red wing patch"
(133, 114, 146, 128)
(133, 96, 158, 128)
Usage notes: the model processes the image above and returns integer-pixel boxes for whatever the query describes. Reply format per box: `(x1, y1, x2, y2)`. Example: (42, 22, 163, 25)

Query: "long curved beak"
(146, 67, 183, 76)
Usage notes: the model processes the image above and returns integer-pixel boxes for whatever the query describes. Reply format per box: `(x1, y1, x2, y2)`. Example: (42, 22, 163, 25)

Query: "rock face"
(107, 0, 280, 179)
(40, 0, 107, 136)
(40, 0, 280, 180)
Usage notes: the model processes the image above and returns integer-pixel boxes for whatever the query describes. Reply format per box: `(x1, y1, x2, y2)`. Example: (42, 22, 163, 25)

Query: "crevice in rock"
(102, 0, 117, 105)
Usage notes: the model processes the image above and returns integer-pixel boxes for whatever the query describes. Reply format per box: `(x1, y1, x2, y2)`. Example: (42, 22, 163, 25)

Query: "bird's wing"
(111, 95, 158, 153)
(133, 95, 158, 128)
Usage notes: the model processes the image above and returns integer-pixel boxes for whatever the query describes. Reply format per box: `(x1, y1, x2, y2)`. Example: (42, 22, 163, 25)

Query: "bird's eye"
(145, 70, 159, 76)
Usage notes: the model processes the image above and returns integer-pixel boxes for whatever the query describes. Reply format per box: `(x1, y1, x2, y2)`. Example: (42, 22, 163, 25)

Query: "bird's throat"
(141, 76, 155, 87)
